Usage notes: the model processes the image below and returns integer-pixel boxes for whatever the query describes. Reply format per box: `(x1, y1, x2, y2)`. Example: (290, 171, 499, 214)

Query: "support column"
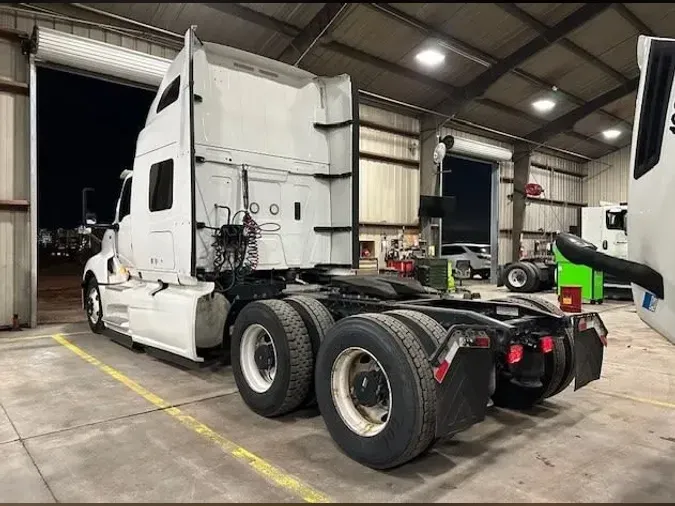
(511, 142, 531, 262)
(419, 114, 441, 255)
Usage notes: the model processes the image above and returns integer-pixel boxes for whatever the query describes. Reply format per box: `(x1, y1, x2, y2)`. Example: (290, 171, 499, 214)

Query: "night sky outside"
(37, 67, 155, 229)
(442, 156, 492, 245)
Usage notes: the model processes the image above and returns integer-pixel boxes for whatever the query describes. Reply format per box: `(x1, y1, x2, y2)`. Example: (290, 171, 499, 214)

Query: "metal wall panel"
(359, 158, 420, 225)
(0, 33, 29, 327)
(583, 146, 630, 206)
(359, 104, 420, 226)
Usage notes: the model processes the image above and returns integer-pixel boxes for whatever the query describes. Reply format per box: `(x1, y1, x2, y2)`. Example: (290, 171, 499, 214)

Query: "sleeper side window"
(118, 178, 132, 221)
(148, 159, 174, 212)
(634, 40, 675, 180)
(156, 76, 180, 114)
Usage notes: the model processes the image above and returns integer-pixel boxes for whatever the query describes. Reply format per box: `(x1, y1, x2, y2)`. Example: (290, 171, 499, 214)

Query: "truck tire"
(315, 313, 437, 469)
(503, 262, 538, 293)
(384, 310, 449, 453)
(384, 309, 444, 351)
(85, 277, 104, 334)
(508, 294, 575, 398)
(285, 296, 335, 406)
(231, 300, 313, 417)
(491, 295, 568, 408)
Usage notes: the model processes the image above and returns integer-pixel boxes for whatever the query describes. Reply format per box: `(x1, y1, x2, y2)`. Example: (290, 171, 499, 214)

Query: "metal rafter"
(613, 4, 654, 36)
(433, 3, 613, 116)
(496, 3, 629, 84)
(204, 2, 616, 151)
(276, 3, 349, 66)
(525, 77, 639, 145)
(367, 3, 631, 129)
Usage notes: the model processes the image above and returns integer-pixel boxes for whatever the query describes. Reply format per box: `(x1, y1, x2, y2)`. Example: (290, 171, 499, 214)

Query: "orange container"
(386, 259, 415, 277)
(559, 285, 582, 313)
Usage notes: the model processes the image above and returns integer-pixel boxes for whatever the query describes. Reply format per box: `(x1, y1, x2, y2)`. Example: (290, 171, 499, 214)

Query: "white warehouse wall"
(583, 145, 631, 207)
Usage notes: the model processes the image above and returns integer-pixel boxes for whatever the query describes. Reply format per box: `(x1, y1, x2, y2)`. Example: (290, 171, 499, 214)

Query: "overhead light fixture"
(602, 128, 622, 140)
(415, 49, 445, 67)
(532, 99, 556, 113)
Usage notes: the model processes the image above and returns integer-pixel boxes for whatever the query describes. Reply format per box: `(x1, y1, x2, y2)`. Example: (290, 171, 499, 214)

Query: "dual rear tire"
(230, 299, 446, 469)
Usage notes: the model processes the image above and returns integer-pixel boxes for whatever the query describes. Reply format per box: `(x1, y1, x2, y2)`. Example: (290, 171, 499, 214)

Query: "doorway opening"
(36, 67, 155, 324)
(440, 155, 494, 282)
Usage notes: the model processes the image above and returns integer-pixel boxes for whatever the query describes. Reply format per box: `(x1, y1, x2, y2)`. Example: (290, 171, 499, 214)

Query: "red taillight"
(474, 335, 490, 348)
(539, 335, 554, 354)
(507, 344, 524, 365)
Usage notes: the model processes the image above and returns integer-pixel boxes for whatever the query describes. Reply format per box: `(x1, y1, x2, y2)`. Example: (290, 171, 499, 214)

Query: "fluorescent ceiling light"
(602, 128, 622, 140)
(532, 99, 556, 113)
(415, 49, 445, 66)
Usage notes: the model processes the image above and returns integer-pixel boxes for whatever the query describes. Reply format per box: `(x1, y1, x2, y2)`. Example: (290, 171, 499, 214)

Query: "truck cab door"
(115, 173, 134, 268)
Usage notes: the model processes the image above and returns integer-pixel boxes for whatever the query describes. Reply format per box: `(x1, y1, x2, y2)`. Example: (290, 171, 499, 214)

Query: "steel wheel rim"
(240, 323, 277, 393)
(508, 268, 527, 288)
(331, 346, 392, 437)
(86, 287, 101, 325)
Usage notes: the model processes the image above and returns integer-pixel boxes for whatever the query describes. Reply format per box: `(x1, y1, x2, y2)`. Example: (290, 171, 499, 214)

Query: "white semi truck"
(557, 34, 674, 345)
(581, 204, 631, 299)
(80, 27, 608, 469)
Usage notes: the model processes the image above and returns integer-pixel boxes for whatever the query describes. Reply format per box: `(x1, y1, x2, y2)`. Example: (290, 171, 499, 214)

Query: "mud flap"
(434, 347, 493, 438)
(573, 319, 606, 390)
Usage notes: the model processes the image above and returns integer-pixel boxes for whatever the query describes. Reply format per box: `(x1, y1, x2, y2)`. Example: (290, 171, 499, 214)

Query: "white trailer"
(557, 34, 674, 345)
(81, 28, 608, 469)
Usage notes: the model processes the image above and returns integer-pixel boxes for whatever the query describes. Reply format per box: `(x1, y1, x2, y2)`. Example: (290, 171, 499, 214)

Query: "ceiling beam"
(476, 98, 613, 151)
(496, 3, 628, 84)
(367, 3, 631, 129)
(434, 3, 613, 116)
(525, 77, 639, 145)
(204, 3, 298, 37)
(276, 3, 349, 66)
(203, 3, 618, 150)
(613, 4, 654, 36)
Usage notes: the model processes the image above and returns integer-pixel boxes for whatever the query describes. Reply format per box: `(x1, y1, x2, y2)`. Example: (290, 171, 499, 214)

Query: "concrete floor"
(2, 288, 675, 502)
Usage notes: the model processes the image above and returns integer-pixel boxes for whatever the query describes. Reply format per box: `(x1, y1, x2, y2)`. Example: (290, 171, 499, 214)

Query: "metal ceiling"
(53, 3, 666, 159)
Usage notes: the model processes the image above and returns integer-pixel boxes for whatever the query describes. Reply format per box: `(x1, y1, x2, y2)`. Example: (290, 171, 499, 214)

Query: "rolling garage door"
(33, 26, 172, 88)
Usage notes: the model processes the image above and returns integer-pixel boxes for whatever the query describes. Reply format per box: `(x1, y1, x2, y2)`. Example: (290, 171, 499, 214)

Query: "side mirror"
(81, 187, 117, 231)
(82, 187, 95, 227)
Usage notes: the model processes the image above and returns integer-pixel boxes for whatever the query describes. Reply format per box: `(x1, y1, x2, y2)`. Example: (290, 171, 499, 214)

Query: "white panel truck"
(581, 204, 631, 299)
(81, 28, 608, 469)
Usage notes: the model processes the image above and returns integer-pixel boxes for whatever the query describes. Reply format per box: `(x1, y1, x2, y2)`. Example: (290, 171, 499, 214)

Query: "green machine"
(553, 244, 604, 304)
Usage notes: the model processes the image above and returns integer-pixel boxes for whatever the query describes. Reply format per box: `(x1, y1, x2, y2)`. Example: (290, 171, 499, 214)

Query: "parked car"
(440, 243, 491, 279)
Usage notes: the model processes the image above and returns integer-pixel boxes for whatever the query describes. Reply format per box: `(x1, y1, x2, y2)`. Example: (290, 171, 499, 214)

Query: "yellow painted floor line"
(589, 388, 675, 410)
(0, 331, 90, 345)
(52, 333, 331, 504)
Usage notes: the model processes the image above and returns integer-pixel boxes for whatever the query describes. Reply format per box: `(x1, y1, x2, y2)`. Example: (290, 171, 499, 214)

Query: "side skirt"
(101, 326, 223, 370)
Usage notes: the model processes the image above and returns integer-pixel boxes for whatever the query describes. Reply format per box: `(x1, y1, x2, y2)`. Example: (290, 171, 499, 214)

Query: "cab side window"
(156, 76, 180, 114)
(118, 178, 132, 221)
(149, 159, 174, 212)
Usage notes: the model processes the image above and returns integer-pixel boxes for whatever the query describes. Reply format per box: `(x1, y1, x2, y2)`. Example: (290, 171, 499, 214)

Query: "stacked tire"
(230, 297, 447, 469)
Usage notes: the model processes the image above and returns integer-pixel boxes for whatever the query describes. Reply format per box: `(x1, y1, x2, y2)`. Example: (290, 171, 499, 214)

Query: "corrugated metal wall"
(359, 104, 420, 226)
(0, 31, 29, 327)
(583, 145, 630, 207)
